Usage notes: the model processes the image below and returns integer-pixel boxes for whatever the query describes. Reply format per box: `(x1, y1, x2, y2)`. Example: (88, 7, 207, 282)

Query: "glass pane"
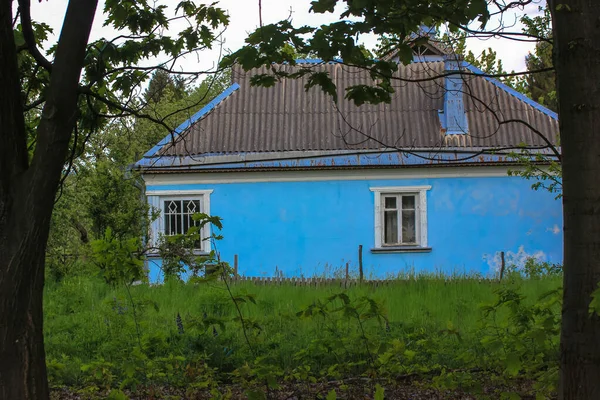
(384, 196, 397, 209)
(402, 210, 416, 244)
(169, 214, 177, 235)
(183, 213, 190, 233)
(165, 211, 171, 235)
(384, 210, 398, 244)
(175, 206, 182, 234)
(402, 195, 415, 210)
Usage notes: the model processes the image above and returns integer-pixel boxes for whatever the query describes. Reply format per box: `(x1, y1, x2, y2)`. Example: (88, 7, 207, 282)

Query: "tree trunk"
(0, 219, 52, 400)
(0, 0, 98, 398)
(554, 1, 600, 399)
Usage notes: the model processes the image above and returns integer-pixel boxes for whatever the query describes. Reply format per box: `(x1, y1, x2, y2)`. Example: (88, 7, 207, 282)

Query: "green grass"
(43, 273, 562, 391)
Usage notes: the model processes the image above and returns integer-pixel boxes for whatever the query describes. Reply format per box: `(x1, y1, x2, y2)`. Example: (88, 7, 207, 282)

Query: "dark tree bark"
(0, 1, 98, 399)
(553, 1, 600, 399)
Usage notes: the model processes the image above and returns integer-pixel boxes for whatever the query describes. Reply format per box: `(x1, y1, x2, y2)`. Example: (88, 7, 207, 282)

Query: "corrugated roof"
(157, 61, 558, 157)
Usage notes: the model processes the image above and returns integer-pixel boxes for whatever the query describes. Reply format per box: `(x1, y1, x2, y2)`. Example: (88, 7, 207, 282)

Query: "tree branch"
(29, 0, 98, 202)
(17, 0, 53, 72)
(0, 0, 29, 189)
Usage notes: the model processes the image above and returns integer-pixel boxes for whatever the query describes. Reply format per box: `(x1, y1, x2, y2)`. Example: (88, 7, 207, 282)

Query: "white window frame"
(370, 186, 431, 248)
(147, 189, 213, 253)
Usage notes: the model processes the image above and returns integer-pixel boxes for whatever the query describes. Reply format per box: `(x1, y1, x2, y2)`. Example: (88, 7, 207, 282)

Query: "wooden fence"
(229, 275, 392, 288)
(226, 252, 391, 287)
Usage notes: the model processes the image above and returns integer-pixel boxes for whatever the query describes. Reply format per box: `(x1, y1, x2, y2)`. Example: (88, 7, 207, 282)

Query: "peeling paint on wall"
(546, 225, 561, 235)
(483, 246, 547, 274)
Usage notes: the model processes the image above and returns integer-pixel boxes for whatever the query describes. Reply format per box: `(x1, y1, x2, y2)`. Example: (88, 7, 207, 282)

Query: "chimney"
(440, 55, 468, 135)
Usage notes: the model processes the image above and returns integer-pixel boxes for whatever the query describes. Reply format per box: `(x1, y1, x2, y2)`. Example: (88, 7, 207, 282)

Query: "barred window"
(164, 199, 201, 236)
(162, 198, 204, 250)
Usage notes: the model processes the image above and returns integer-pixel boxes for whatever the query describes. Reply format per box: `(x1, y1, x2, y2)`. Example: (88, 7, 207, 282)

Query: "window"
(146, 190, 213, 253)
(370, 186, 431, 251)
(162, 197, 205, 250)
(382, 194, 417, 245)
(163, 199, 201, 237)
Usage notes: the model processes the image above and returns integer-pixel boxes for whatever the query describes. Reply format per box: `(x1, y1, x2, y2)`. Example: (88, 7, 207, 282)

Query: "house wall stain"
(145, 175, 563, 282)
(483, 246, 549, 275)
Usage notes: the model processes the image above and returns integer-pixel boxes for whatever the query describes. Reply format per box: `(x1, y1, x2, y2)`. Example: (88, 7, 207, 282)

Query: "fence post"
(234, 254, 239, 280)
(358, 245, 364, 284)
(499, 251, 506, 282)
(345, 262, 349, 289)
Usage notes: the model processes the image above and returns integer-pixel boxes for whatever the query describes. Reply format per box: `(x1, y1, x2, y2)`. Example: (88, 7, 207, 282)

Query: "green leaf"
(589, 286, 600, 316)
(250, 74, 278, 87)
(504, 353, 521, 377)
(107, 389, 129, 400)
(374, 384, 385, 400)
(397, 43, 413, 65)
(246, 390, 267, 400)
(305, 72, 337, 103)
(13, 30, 25, 48)
(501, 392, 521, 400)
(326, 389, 337, 400)
(310, 0, 338, 14)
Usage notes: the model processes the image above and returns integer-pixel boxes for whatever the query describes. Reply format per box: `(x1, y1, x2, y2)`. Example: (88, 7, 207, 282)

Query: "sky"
(28, 0, 546, 75)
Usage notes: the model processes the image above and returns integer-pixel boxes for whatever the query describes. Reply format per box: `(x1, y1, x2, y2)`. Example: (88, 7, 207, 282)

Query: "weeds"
(45, 269, 562, 398)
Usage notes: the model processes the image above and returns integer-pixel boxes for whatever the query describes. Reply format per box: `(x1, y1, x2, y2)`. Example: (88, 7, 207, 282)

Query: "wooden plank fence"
(228, 275, 391, 288)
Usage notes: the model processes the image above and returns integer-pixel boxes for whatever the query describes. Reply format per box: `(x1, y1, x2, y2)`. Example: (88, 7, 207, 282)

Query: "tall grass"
(43, 273, 562, 387)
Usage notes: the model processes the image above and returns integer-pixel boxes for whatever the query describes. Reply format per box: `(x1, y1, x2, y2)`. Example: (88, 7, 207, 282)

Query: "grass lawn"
(44, 273, 562, 398)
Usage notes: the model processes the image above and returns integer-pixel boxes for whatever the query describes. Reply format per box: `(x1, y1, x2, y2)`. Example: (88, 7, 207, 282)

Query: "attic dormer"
(385, 26, 452, 63)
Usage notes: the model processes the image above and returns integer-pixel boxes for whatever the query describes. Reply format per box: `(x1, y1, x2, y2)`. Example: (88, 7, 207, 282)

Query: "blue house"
(135, 47, 562, 282)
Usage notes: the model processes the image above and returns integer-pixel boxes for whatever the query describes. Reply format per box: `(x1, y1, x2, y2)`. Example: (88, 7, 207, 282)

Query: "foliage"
(377, 28, 529, 93)
(111, 71, 231, 166)
(522, 6, 556, 112)
(157, 213, 224, 279)
(221, 0, 493, 106)
(12, 0, 231, 167)
(144, 70, 186, 104)
(3, 0, 575, 398)
(45, 66, 229, 281)
(91, 228, 145, 286)
(463, 42, 528, 93)
(508, 150, 562, 199)
(46, 161, 149, 281)
(85, 162, 149, 240)
(478, 281, 562, 398)
(46, 176, 94, 282)
(44, 262, 563, 398)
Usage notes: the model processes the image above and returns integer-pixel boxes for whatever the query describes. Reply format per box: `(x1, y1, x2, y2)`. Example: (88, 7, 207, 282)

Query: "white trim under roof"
(145, 189, 214, 196)
(143, 166, 536, 185)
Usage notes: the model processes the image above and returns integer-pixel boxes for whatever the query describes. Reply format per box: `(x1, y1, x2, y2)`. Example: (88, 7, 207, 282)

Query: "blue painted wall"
(145, 175, 563, 282)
